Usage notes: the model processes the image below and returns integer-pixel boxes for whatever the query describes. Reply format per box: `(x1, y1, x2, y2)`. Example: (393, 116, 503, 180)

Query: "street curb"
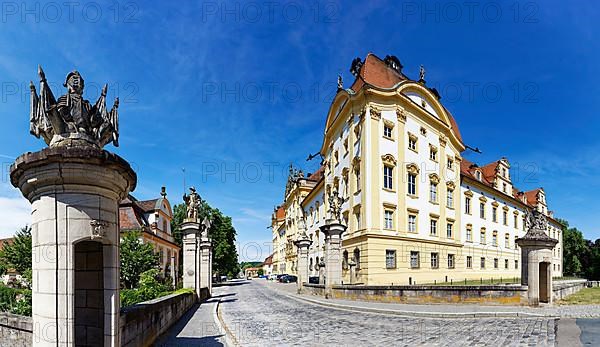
(286, 293, 558, 319)
(213, 297, 237, 347)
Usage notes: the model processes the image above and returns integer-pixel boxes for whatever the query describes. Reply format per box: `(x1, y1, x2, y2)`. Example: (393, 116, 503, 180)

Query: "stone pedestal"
(10, 146, 136, 347)
(294, 237, 312, 291)
(181, 221, 200, 292)
(320, 220, 347, 293)
(516, 213, 559, 306)
(198, 237, 212, 296)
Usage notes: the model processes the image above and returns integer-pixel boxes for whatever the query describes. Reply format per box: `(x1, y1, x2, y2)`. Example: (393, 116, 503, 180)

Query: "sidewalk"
(259, 280, 600, 319)
(155, 296, 226, 347)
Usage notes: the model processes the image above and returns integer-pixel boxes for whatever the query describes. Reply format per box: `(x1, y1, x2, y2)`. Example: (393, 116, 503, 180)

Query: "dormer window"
(475, 170, 482, 181)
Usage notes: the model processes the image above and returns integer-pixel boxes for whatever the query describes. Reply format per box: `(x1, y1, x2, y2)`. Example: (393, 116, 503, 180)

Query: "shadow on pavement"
(213, 280, 248, 287)
(155, 303, 224, 347)
(211, 293, 236, 299)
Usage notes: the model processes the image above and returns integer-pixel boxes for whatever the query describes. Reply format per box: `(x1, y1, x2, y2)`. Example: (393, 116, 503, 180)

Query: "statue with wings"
(29, 66, 119, 148)
(200, 216, 212, 239)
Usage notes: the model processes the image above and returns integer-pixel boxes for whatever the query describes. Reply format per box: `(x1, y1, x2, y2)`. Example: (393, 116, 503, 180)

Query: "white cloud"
(0, 196, 30, 239)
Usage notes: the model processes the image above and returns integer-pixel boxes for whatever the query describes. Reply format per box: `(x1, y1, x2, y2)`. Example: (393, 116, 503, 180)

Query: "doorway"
(74, 241, 104, 347)
(539, 262, 550, 303)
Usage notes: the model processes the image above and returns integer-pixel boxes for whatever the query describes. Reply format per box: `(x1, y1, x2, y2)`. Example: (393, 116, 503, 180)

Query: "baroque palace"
(271, 53, 563, 285)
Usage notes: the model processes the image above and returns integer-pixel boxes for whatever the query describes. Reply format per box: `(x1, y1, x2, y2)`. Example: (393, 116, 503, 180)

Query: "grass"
(422, 277, 521, 286)
(557, 287, 600, 305)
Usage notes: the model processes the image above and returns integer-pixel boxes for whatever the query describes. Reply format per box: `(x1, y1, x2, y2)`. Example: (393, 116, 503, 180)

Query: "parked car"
(276, 274, 288, 282)
(268, 274, 278, 281)
(308, 276, 319, 284)
(280, 275, 297, 283)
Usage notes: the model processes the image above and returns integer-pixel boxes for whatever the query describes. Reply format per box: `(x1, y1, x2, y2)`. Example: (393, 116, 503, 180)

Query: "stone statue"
(183, 187, 201, 221)
(526, 209, 547, 232)
(29, 66, 119, 148)
(419, 64, 426, 82)
(200, 216, 212, 238)
(337, 74, 343, 90)
(327, 188, 344, 222)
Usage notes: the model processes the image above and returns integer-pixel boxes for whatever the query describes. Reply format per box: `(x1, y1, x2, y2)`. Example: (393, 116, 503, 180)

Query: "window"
(502, 168, 507, 177)
(466, 225, 472, 241)
(355, 211, 361, 229)
(334, 151, 339, 166)
(430, 219, 437, 236)
(494, 258, 499, 269)
(446, 223, 453, 238)
(505, 259, 509, 269)
(514, 215, 518, 229)
(429, 147, 437, 161)
(407, 173, 417, 195)
(480, 257, 486, 269)
(343, 250, 349, 270)
(343, 138, 349, 155)
(448, 254, 455, 268)
(492, 207, 497, 222)
(467, 256, 472, 268)
(492, 231, 498, 246)
(503, 211, 508, 225)
(515, 260, 518, 269)
(408, 134, 417, 151)
(386, 250, 396, 269)
(408, 214, 417, 232)
(384, 210, 394, 229)
(429, 182, 437, 202)
(502, 183, 507, 193)
(383, 166, 393, 190)
(353, 248, 360, 269)
(447, 189, 454, 208)
(514, 236, 518, 250)
(383, 124, 392, 138)
(505, 234, 510, 248)
(447, 158, 454, 170)
(355, 168, 361, 189)
(431, 252, 439, 268)
(420, 127, 427, 135)
(476, 171, 482, 180)
(410, 251, 420, 268)
(465, 197, 471, 214)
(480, 230, 486, 244)
(480, 202, 486, 219)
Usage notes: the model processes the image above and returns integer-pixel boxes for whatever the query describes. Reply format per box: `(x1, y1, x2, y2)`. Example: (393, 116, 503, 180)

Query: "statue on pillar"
(29, 66, 119, 148)
(183, 187, 201, 221)
(200, 216, 212, 239)
(327, 188, 344, 222)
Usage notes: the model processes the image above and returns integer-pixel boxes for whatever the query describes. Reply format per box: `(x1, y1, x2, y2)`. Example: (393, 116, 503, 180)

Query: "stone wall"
(120, 291, 197, 347)
(0, 312, 32, 347)
(302, 283, 528, 305)
(552, 279, 588, 301)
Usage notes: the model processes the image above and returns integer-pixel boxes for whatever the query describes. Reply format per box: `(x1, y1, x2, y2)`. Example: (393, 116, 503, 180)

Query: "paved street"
(216, 280, 557, 346)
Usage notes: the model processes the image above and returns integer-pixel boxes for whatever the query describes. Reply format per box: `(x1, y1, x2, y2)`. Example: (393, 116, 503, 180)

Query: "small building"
(119, 187, 181, 281)
(245, 267, 260, 278)
(262, 254, 274, 275)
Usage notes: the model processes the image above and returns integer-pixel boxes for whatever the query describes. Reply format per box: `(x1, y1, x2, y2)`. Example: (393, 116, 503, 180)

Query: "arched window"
(309, 257, 313, 271)
(342, 250, 349, 270)
(353, 248, 360, 270)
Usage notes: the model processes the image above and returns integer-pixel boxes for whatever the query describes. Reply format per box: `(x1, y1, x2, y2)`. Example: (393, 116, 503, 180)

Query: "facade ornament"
(526, 209, 548, 232)
(90, 220, 108, 240)
(350, 57, 363, 77)
(369, 106, 382, 120)
(381, 154, 397, 166)
(419, 64, 426, 83)
(406, 163, 420, 175)
(395, 107, 407, 123)
(183, 187, 201, 221)
(428, 173, 440, 184)
(439, 134, 448, 147)
(29, 66, 119, 148)
(337, 74, 343, 91)
(327, 188, 344, 222)
(446, 181, 456, 190)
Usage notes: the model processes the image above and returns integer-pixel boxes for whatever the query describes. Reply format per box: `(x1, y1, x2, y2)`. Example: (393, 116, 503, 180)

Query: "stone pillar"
(10, 146, 136, 347)
(516, 211, 558, 306)
(294, 236, 312, 292)
(348, 261, 356, 285)
(320, 220, 347, 294)
(198, 237, 212, 297)
(181, 221, 200, 292)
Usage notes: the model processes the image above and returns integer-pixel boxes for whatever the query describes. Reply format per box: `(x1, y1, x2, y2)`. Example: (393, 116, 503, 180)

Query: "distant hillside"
(240, 261, 262, 269)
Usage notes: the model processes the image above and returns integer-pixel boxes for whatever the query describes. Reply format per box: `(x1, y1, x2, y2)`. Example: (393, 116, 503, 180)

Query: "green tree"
(0, 226, 32, 275)
(120, 231, 159, 289)
(171, 200, 240, 279)
(558, 219, 590, 277)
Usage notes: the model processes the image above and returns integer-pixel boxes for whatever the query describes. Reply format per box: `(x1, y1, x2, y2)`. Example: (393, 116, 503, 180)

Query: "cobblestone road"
(216, 280, 557, 347)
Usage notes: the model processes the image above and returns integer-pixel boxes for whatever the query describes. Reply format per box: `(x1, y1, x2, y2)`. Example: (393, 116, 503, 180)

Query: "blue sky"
(0, 1, 599, 261)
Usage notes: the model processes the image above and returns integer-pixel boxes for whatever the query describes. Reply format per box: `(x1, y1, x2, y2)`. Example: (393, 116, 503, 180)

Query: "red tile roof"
(275, 206, 285, 219)
(307, 165, 325, 182)
(348, 53, 462, 143)
(524, 188, 542, 207)
(263, 254, 273, 265)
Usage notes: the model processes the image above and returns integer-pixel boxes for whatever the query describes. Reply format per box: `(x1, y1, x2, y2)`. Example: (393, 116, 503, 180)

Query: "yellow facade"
(271, 54, 563, 285)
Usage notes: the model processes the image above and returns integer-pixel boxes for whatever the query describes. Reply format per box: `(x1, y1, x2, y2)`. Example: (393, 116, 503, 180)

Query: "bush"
(120, 269, 174, 307)
(0, 285, 32, 316)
